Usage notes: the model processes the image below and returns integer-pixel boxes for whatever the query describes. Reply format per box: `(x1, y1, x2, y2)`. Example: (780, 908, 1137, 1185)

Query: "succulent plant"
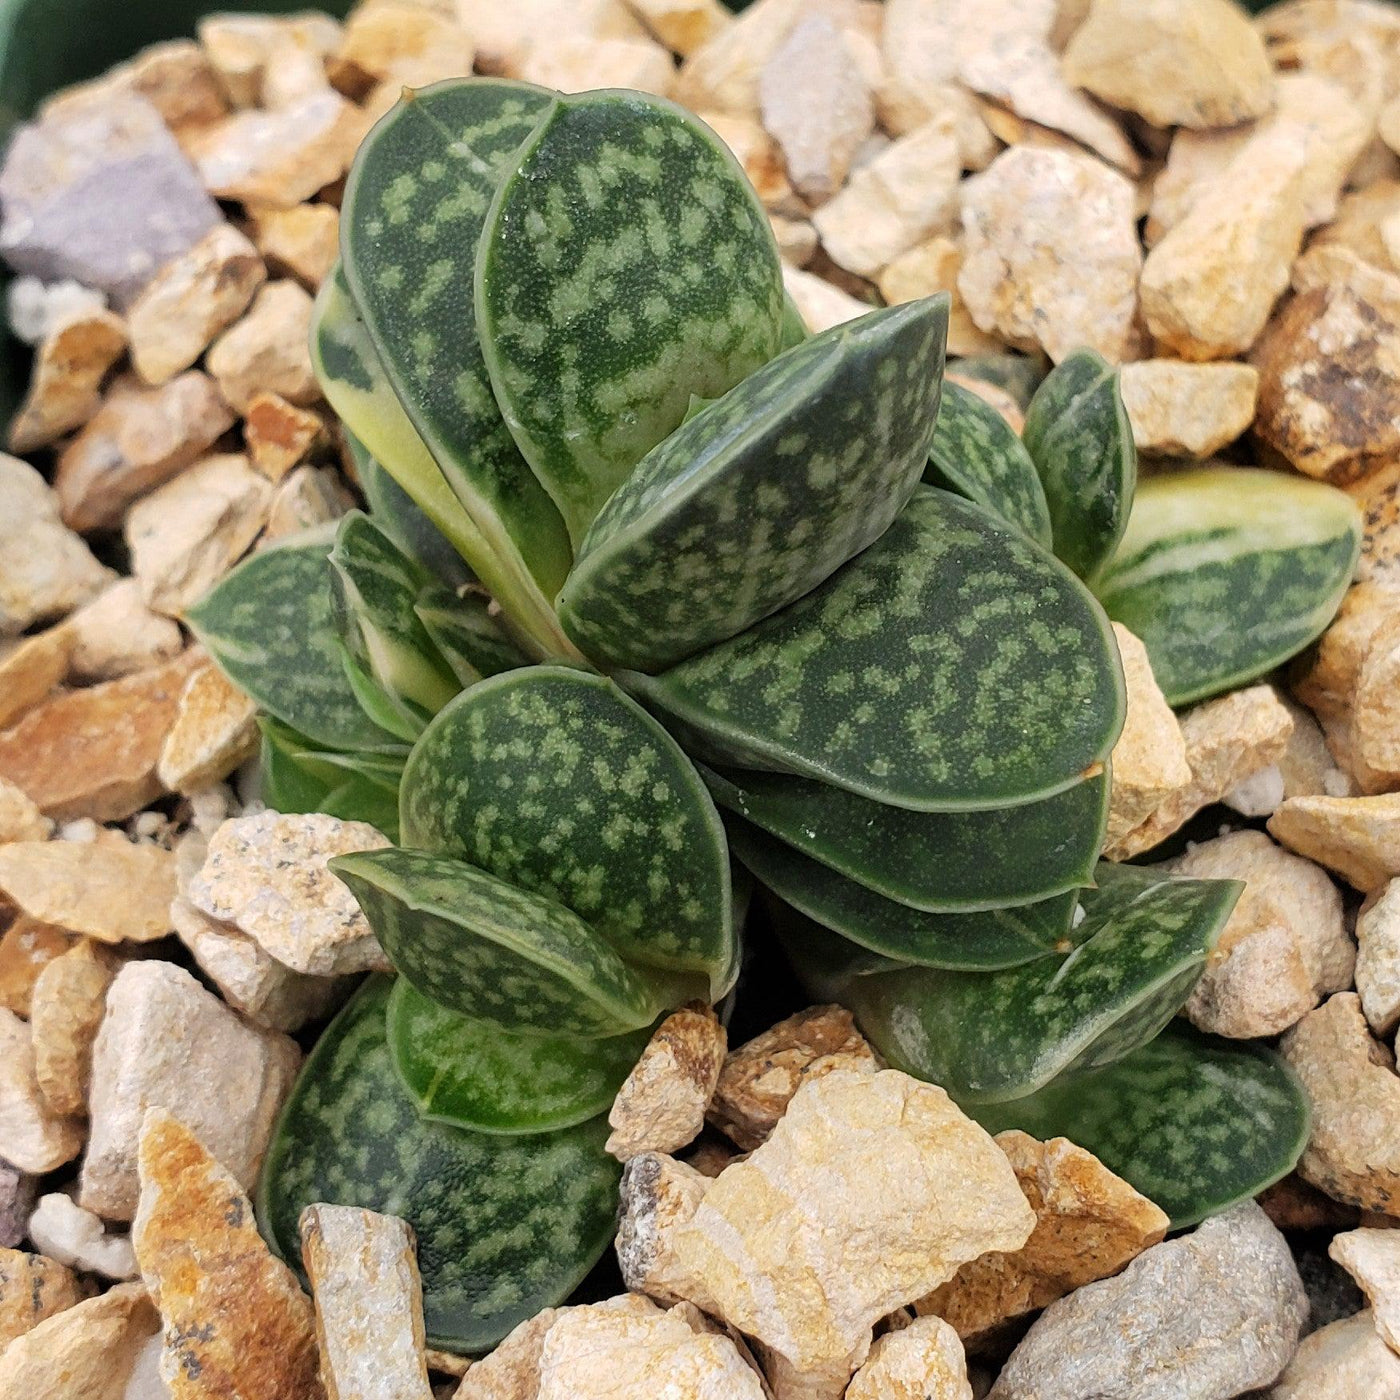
(192, 79, 1361, 1351)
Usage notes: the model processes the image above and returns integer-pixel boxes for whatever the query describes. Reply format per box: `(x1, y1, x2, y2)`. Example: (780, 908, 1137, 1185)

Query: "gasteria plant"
(190, 79, 1362, 1352)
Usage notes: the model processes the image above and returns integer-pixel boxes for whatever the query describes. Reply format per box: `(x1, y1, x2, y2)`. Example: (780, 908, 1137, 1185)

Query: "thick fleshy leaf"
(332, 847, 663, 1036)
(948, 353, 1046, 410)
(386, 977, 651, 1134)
(705, 764, 1107, 911)
(972, 1026, 1310, 1228)
(845, 863, 1241, 1101)
(477, 88, 785, 547)
(334, 636, 429, 743)
(1094, 467, 1363, 707)
(780, 291, 809, 347)
(1022, 349, 1135, 581)
(256, 978, 620, 1351)
(739, 823, 1075, 970)
(414, 583, 527, 687)
(926, 379, 1052, 547)
(186, 529, 404, 755)
(330, 512, 459, 714)
(258, 717, 404, 837)
(628, 488, 1125, 812)
(557, 298, 948, 672)
(400, 667, 735, 993)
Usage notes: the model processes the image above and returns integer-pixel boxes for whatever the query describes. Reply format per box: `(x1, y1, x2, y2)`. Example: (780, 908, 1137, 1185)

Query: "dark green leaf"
(256, 978, 620, 1351)
(926, 379, 1052, 546)
(477, 88, 785, 547)
(557, 298, 948, 672)
(846, 863, 1241, 1101)
(257, 717, 404, 837)
(386, 977, 650, 1135)
(1022, 349, 1135, 581)
(948, 353, 1046, 410)
(414, 582, 528, 687)
(331, 846, 663, 1036)
(972, 1026, 1310, 1228)
(1094, 467, 1363, 707)
(628, 487, 1125, 812)
(779, 290, 809, 347)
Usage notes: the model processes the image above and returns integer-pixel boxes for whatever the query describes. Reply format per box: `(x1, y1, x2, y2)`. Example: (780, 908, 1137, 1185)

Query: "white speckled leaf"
(413, 582, 527, 688)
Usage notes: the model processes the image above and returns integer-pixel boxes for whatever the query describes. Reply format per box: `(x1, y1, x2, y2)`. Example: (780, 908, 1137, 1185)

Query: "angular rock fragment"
(1273, 1310, 1400, 1399)
(198, 10, 341, 109)
(156, 661, 258, 794)
(1118, 360, 1258, 459)
(521, 35, 677, 98)
(264, 465, 355, 538)
(68, 580, 184, 683)
(0, 916, 75, 1017)
(0, 1008, 84, 1174)
(780, 265, 869, 334)
(1330, 1228, 1400, 1354)
(0, 1246, 83, 1348)
(330, 1, 474, 97)
(877, 236, 1004, 357)
(846, 1315, 972, 1400)
(245, 202, 340, 291)
(0, 1160, 37, 1248)
(244, 391, 328, 480)
(624, 0, 730, 56)
(0, 776, 48, 843)
(1270, 794, 1400, 891)
(30, 937, 116, 1116)
(206, 280, 318, 413)
(8, 306, 127, 453)
(1358, 880, 1400, 1037)
(28, 1192, 137, 1279)
(617, 1151, 714, 1305)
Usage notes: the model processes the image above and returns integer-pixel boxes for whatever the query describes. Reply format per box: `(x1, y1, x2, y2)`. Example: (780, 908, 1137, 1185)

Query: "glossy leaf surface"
(630, 488, 1125, 812)
(256, 979, 620, 1350)
(558, 298, 948, 671)
(1094, 467, 1363, 707)
(477, 89, 784, 547)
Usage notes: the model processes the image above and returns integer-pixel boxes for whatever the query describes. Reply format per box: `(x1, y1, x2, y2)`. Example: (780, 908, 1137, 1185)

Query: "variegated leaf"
(926, 379, 1052, 546)
(413, 582, 527, 688)
(334, 635, 429, 743)
(557, 298, 948, 672)
(628, 488, 1125, 812)
(845, 862, 1241, 1101)
(1094, 467, 1363, 707)
(1022, 349, 1135, 581)
(331, 847, 664, 1036)
(949, 352, 1046, 410)
(387, 977, 651, 1134)
(258, 717, 404, 837)
(973, 1026, 1309, 1228)
(400, 667, 735, 994)
(256, 978, 620, 1350)
(477, 89, 785, 546)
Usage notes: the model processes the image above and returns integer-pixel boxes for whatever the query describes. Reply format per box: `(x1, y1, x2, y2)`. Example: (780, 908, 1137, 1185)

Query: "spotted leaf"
(331, 846, 663, 1036)
(973, 1026, 1309, 1228)
(1094, 467, 1363, 707)
(259, 717, 404, 838)
(926, 379, 1052, 546)
(477, 89, 785, 547)
(1022, 349, 1135, 581)
(557, 298, 948, 672)
(386, 977, 652, 1134)
(628, 488, 1125, 812)
(256, 978, 620, 1351)
(399, 667, 735, 994)
(414, 582, 528, 688)
(949, 352, 1046, 410)
(845, 862, 1242, 1102)
(705, 763, 1107, 911)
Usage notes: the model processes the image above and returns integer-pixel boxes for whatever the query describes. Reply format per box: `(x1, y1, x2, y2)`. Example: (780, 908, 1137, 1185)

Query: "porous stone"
(133, 1109, 323, 1399)
(1292, 581, 1399, 732)
(264, 465, 355, 538)
(845, 1316, 972, 1400)
(671, 0, 811, 118)
(30, 938, 117, 1116)
(1118, 360, 1258, 458)
(1163, 830, 1354, 1038)
(82, 961, 299, 1221)
(1272, 1310, 1400, 1398)
(0, 1160, 37, 1247)
(8, 306, 127, 453)
(1312, 181, 1400, 276)
(300, 1204, 433, 1400)
(245, 202, 339, 290)
(0, 916, 75, 1017)
(1330, 1228, 1400, 1353)
(0, 1008, 84, 1174)
(520, 35, 677, 98)
(197, 11, 341, 109)
(330, 2, 473, 96)
(617, 1152, 715, 1305)
(0, 1246, 83, 1348)
(28, 1192, 138, 1279)
(0, 93, 220, 307)
(1349, 612, 1400, 795)
(986, 1203, 1306, 1400)
(780, 265, 869, 334)
(1270, 794, 1400, 891)
(1225, 695, 1353, 814)
(607, 1004, 727, 1162)
(68, 581, 185, 683)
(127, 224, 266, 386)
(918, 1132, 1169, 1346)
(708, 1004, 878, 1151)
(188, 810, 393, 976)
(1358, 880, 1400, 1036)
(206, 280, 318, 413)
(958, 145, 1141, 364)
(1280, 992, 1400, 1214)
(244, 391, 328, 480)
(454, 1307, 560, 1399)
(55, 371, 235, 533)
(156, 662, 258, 795)
(0, 623, 74, 730)
(877, 237, 1005, 357)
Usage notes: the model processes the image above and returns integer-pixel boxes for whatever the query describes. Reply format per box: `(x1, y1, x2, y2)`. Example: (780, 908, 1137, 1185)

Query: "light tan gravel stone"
(454, 1308, 559, 1399)
(245, 201, 339, 290)
(617, 1152, 716, 1305)
(0, 1245, 84, 1348)
(67, 581, 184, 683)
(1292, 581, 1399, 729)
(1358, 880, 1400, 1036)
(780, 265, 868, 334)
(30, 938, 116, 1117)
(330, 1, 473, 96)
(846, 1316, 971, 1400)
(671, 0, 809, 117)
(1118, 360, 1258, 458)
(459, 0, 648, 78)
(0, 623, 74, 731)
(0, 1007, 84, 1174)
(0, 775, 49, 842)
(1270, 794, 1400, 891)
(156, 660, 258, 794)
(8, 306, 127, 453)
(0, 916, 75, 1018)
(28, 1192, 137, 1279)
(521, 34, 675, 97)
(1272, 1309, 1400, 1399)
(197, 11, 340, 108)
(876, 237, 1004, 357)
(623, 0, 730, 55)
(206, 279, 318, 414)
(244, 391, 329, 480)
(702, 110, 799, 213)
(1330, 1228, 1400, 1353)
(264, 465, 356, 538)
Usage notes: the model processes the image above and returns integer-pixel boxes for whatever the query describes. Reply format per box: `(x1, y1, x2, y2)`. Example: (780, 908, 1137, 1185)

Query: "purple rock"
(0, 1157, 36, 1248)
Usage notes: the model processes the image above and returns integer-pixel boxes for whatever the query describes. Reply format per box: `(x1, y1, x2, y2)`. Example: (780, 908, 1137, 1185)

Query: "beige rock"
(702, 110, 800, 214)
(30, 938, 116, 1116)
(454, 1308, 560, 1399)
(672, 0, 810, 118)
(759, 15, 873, 204)
(623, 0, 730, 55)
(1270, 793, 1400, 890)
(1063, 0, 1274, 129)
(330, 2, 473, 97)
(156, 661, 258, 794)
(0, 839, 176, 943)
(0, 916, 75, 1017)
(1281, 992, 1400, 1213)
(0, 1246, 84, 1348)
(55, 371, 235, 533)
(198, 11, 341, 108)
(1359, 881, 1400, 1036)
(779, 266, 867, 335)
(1331, 1228, 1400, 1353)
(206, 280, 318, 414)
(300, 1204, 432, 1400)
(1293, 581, 1399, 727)
(68, 581, 184, 683)
(0, 775, 49, 842)
(708, 1004, 878, 1151)
(1225, 695, 1353, 814)
(82, 961, 299, 1220)
(1348, 613, 1400, 794)
(1109, 684, 1295, 860)
(1272, 1309, 1400, 1399)
(958, 145, 1141, 364)
(1118, 360, 1258, 458)
(1292, 241, 1400, 306)
(877, 237, 1004, 357)
(126, 224, 265, 386)
(0, 456, 112, 636)
(457, 0, 648, 77)
(8, 306, 127, 453)
(521, 34, 676, 97)
(607, 1005, 727, 1161)
(28, 1192, 137, 1279)
(1164, 830, 1353, 1038)
(846, 1316, 971, 1400)
(264, 465, 356, 538)
(0, 1008, 84, 1174)
(917, 1132, 1168, 1345)
(1312, 181, 1400, 275)
(244, 391, 329, 481)
(617, 1152, 716, 1305)
(125, 455, 272, 616)
(189, 809, 393, 976)
(133, 1108, 323, 1398)
(0, 623, 74, 731)
(0, 1281, 157, 1400)
(770, 214, 818, 267)
(245, 201, 339, 291)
